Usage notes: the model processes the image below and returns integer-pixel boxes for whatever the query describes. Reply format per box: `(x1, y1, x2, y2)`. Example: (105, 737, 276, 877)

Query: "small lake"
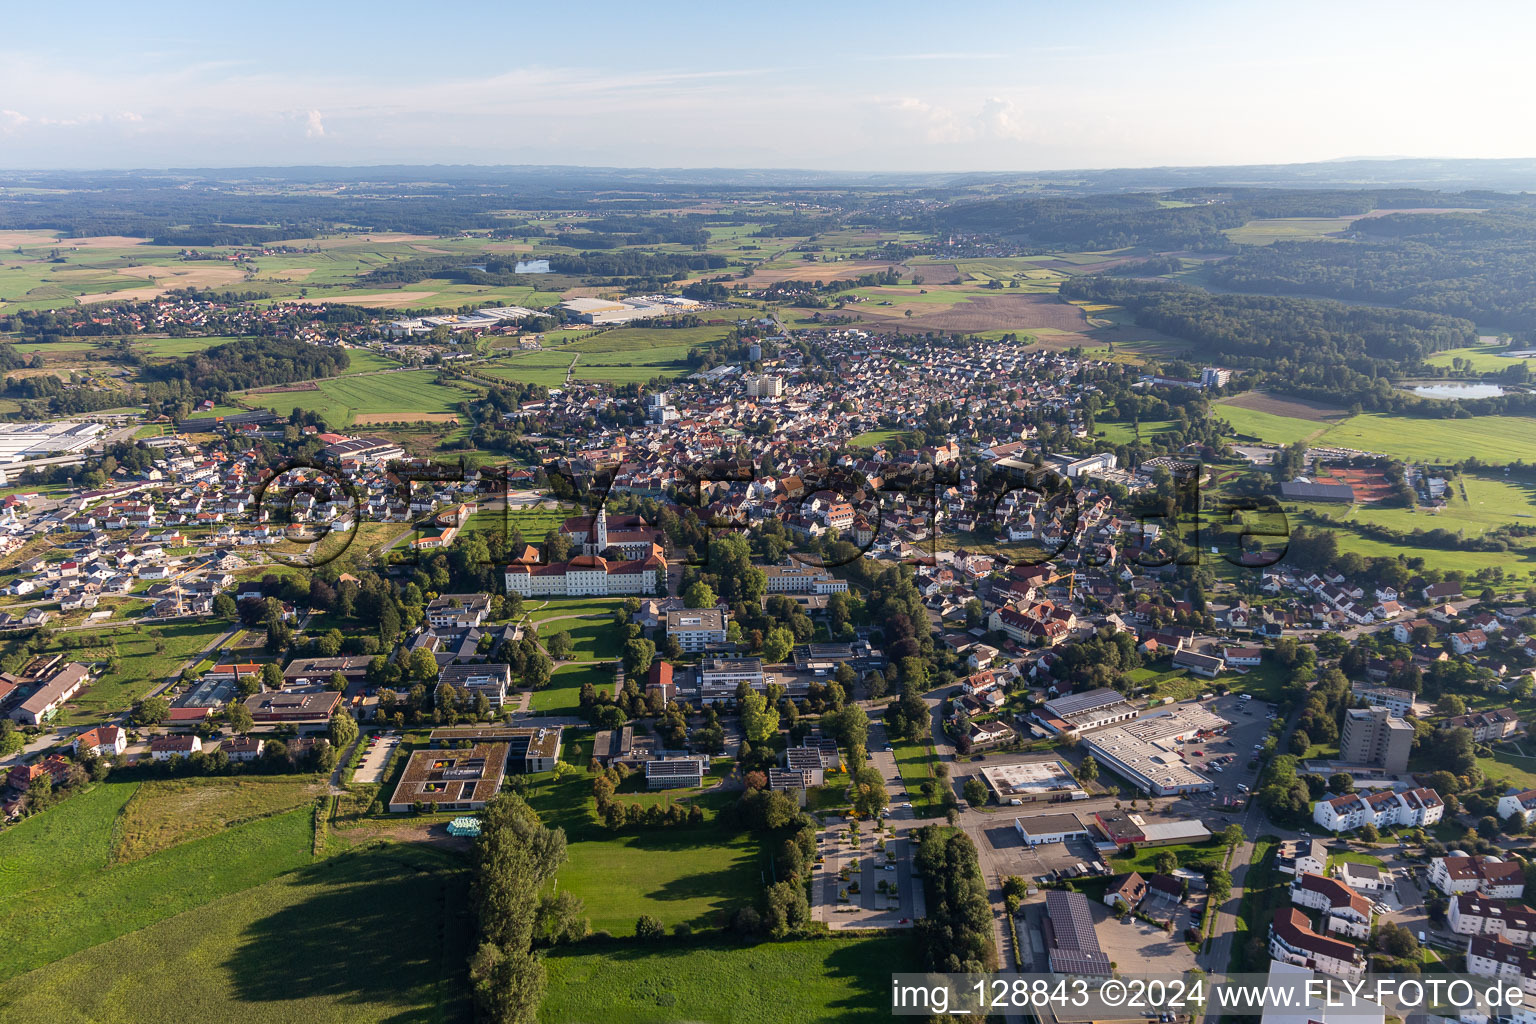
(1408, 383, 1508, 399)
(514, 259, 550, 274)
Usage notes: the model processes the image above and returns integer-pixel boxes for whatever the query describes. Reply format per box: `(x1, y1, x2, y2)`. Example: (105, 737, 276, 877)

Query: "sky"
(2, 0, 1533, 172)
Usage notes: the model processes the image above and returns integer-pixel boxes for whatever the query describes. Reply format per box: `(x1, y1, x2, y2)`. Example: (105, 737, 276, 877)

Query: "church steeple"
(594, 506, 608, 554)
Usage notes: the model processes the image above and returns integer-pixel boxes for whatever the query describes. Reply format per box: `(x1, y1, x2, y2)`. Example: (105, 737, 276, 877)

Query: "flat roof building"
(1080, 706, 1228, 796)
(979, 760, 1086, 803)
(388, 743, 510, 813)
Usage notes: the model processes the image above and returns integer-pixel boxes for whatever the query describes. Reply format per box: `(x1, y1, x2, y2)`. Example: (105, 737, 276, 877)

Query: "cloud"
(304, 109, 324, 138)
(887, 96, 1036, 145)
(0, 109, 27, 132)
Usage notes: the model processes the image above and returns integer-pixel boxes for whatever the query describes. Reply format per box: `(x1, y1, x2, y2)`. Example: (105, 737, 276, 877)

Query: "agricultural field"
(525, 774, 761, 934)
(113, 777, 330, 862)
(1223, 217, 1354, 244)
(239, 369, 476, 426)
(1215, 392, 1348, 445)
(1313, 413, 1536, 464)
(0, 843, 472, 1024)
(1315, 473, 1536, 540)
(539, 935, 916, 1024)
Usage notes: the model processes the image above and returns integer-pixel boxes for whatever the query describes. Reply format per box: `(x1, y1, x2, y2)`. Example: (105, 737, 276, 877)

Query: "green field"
(1478, 748, 1536, 790)
(0, 843, 471, 1024)
(539, 935, 916, 1024)
(36, 619, 232, 725)
(114, 776, 329, 862)
(1310, 473, 1536, 540)
(1223, 217, 1352, 245)
(525, 775, 760, 934)
(241, 369, 476, 426)
(1097, 419, 1177, 445)
(530, 662, 614, 715)
(1215, 402, 1337, 445)
(1315, 413, 1536, 463)
(0, 783, 314, 978)
(848, 429, 910, 449)
(1424, 344, 1536, 374)
(891, 736, 945, 817)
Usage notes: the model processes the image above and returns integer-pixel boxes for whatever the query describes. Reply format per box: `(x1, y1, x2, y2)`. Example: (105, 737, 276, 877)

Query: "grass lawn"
(0, 843, 472, 1024)
(0, 786, 314, 978)
(530, 662, 614, 715)
(891, 736, 944, 817)
(539, 934, 917, 1024)
(847, 429, 911, 449)
(1424, 344, 1535, 374)
(1477, 749, 1536, 790)
(1109, 839, 1225, 875)
(525, 775, 761, 934)
(113, 776, 329, 862)
(1215, 402, 1335, 446)
(1228, 836, 1279, 973)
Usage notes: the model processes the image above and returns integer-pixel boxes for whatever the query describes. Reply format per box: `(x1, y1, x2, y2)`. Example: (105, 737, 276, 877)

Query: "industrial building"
(1043, 890, 1111, 976)
(979, 760, 1086, 803)
(1080, 706, 1228, 796)
(0, 421, 105, 463)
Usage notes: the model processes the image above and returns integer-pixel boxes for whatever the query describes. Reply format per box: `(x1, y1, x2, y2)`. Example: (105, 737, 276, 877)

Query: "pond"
(1407, 383, 1508, 399)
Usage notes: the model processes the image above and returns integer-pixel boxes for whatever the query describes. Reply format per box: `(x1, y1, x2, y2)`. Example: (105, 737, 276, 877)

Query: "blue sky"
(1, 0, 1530, 170)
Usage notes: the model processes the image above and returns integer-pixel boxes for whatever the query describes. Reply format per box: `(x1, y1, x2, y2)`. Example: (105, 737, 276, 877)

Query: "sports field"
(540, 935, 917, 1024)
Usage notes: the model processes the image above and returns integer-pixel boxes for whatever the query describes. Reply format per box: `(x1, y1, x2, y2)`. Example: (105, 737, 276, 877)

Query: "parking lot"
(353, 732, 400, 784)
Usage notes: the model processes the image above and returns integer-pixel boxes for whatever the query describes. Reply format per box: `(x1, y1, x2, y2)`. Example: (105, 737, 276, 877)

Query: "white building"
(1500, 789, 1536, 824)
(1290, 872, 1373, 940)
(504, 551, 663, 597)
(1430, 855, 1526, 898)
(1312, 787, 1444, 833)
(1451, 894, 1536, 946)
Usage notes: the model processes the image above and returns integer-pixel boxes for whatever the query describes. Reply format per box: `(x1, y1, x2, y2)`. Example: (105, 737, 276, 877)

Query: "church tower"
(593, 506, 608, 555)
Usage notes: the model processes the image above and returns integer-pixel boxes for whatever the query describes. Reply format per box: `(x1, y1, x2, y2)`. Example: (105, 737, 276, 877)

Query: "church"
(502, 509, 666, 597)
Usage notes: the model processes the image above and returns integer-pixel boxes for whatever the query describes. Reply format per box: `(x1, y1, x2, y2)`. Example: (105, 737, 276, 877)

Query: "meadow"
(891, 736, 945, 817)
(1423, 344, 1535, 374)
(525, 774, 761, 934)
(0, 843, 472, 1024)
(0, 786, 314, 978)
(39, 619, 233, 725)
(1222, 217, 1353, 244)
(539, 935, 917, 1024)
(113, 776, 330, 862)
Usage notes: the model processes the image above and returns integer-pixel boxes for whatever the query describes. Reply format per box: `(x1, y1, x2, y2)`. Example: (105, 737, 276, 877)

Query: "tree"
(684, 580, 717, 609)
(851, 766, 889, 819)
(261, 663, 284, 691)
(535, 891, 589, 945)
(228, 702, 254, 735)
(865, 670, 888, 700)
(1359, 823, 1380, 843)
(408, 646, 440, 682)
(1077, 754, 1099, 783)
(622, 638, 655, 678)
(545, 631, 573, 660)
(740, 692, 780, 744)
(963, 777, 988, 807)
(762, 880, 810, 938)
(1436, 694, 1468, 717)
(132, 696, 170, 726)
(327, 670, 348, 691)
(0, 719, 22, 757)
(762, 626, 795, 664)
(214, 593, 238, 621)
(635, 915, 666, 941)
(1221, 823, 1245, 849)
(329, 709, 358, 749)
(1154, 851, 1178, 875)
(1328, 772, 1355, 794)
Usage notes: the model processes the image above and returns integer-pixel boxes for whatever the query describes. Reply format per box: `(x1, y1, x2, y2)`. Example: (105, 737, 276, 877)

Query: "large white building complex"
(1079, 705, 1228, 796)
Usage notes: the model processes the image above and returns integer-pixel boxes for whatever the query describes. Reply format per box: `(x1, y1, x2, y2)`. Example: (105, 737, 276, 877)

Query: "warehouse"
(980, 760, 1086, 803)
(1014, 811, 1093, 846)
(0, 420, 105, 463)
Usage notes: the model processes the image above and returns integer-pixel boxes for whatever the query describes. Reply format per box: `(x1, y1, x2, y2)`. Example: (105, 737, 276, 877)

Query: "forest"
(1210, 210, 1536, 334)
(142, 338, 350, 395)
